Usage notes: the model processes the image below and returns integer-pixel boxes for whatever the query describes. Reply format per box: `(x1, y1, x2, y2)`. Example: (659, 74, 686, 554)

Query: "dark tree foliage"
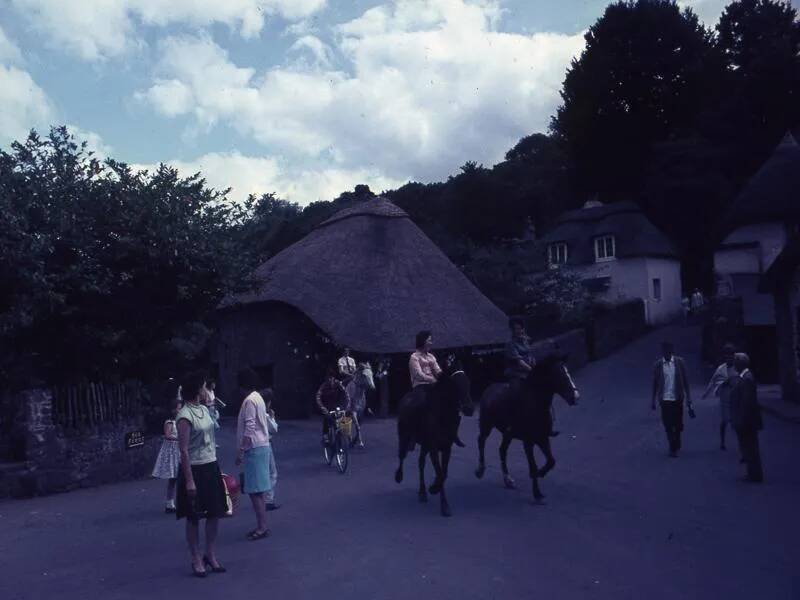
(713, 0, 800, 173)
(0, 127, 255, 388)
(551, 0, 726, 198)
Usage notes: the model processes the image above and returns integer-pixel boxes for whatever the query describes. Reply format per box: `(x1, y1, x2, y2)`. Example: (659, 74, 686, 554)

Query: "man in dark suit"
(729, 353, 764, 483)
(651, 342, 693, 457)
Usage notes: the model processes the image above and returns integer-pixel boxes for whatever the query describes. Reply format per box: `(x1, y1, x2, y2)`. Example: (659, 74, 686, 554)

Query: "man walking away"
(702, 343, 737, 450)
(730, 353, 764, 483)
(652, 342, 694, 457)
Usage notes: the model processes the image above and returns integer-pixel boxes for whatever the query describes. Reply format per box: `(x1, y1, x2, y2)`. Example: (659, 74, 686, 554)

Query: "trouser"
(322, 414, 335, 436)
(736, 429, 763, 482)
(264, 447, 278, 503)
(660, 400, 684, 453)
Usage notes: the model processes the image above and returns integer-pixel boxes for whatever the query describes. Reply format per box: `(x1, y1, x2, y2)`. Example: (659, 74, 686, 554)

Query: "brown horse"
(395, 362, 474, 517)
(475, 354, 579, 502)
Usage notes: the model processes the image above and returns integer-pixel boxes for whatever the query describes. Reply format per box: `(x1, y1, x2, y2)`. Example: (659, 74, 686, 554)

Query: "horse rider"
(316, 368, 351, 445)
(338, 347, 357, 386)
(408, 331, 465, 447)
(504, 317, 560, 436)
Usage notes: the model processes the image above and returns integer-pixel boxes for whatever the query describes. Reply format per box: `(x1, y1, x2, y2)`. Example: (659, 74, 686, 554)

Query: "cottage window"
(594, 235, 616, 262)
(548, 242, 568, 265)
(653, 278, 662, 301)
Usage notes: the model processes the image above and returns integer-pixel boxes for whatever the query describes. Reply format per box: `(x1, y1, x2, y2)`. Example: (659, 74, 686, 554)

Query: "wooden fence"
(52, 381, 144, 429)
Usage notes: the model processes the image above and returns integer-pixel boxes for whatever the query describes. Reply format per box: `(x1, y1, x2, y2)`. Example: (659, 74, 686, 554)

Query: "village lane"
(1, 324, 798, 600)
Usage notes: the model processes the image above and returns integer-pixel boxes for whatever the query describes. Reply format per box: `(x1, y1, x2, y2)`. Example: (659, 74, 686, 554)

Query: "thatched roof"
(724, 132, 800, 230)
(220, 198, 508, 354)
(539, 201, 676, 265)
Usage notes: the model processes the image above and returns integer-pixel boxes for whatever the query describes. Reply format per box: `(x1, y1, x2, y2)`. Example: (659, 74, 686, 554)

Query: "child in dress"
(263, 389, 280, 511)
(152, 399, 182, 513)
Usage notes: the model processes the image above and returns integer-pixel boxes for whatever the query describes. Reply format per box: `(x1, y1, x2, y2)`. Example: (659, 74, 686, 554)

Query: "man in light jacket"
(651, 342, 694, 457)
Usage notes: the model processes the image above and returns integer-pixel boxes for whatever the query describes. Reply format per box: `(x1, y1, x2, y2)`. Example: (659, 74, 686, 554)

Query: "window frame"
(594, 234, 616, 262)
(548, 242, 569, 266)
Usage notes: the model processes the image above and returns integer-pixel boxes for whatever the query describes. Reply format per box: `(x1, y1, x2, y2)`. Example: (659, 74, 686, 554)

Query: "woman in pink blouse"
(235, 368, 273, 541)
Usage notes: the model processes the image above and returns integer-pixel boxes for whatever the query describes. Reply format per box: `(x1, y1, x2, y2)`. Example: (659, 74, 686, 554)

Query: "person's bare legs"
(186, 520, 204, 572)
(249, 493, 268, 533)
(166, 478, 177, 507)
(204, 518, 221, 566)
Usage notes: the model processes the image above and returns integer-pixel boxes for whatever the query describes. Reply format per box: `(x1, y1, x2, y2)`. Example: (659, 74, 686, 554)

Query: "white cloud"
(0, 65, 54, 147)
(289, 35, 334, 68)
(134, 151, 404, 204)
(137, 0, 586, 202)
(66, 124, 113, 158)
(11, 0, 328, 61)
(678, 0, 729, 26)
(0, 25, 24, 65)
(0, 25, 54, 147)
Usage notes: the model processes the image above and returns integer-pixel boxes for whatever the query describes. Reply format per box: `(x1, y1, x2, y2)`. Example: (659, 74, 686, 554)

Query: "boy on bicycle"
(316, 368, 351, 445)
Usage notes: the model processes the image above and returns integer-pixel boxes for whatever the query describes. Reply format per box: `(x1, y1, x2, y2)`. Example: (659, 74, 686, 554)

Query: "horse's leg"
(499, 432, 516, 489)
(352, 411, 362, 446)
(439, 445, 452, 517)
(475, 418, 491, 479)
(395, 423, 408, 484)
(417, 448, 428, 503)
(428, 448, 444, 495)
(524, 440, 545, 502)
(537, 437, 556, 479)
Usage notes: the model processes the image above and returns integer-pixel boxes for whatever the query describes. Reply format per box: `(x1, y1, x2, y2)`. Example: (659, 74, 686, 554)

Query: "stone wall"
(586, 300, 649, 360)
(0, 388, 159, 499)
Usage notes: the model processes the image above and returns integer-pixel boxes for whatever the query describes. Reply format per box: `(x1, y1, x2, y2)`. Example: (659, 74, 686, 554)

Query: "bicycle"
(322, 407, 351, 474)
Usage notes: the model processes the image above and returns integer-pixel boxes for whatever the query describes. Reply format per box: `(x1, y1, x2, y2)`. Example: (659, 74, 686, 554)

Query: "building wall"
(568, 257, 681, 325)
(217, 302, 328, 419)
(716, 222, 789, 275)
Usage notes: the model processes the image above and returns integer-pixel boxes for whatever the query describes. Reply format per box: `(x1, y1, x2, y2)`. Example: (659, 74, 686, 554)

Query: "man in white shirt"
(651, 342, 693, 457)
(338, 347, 357, 384)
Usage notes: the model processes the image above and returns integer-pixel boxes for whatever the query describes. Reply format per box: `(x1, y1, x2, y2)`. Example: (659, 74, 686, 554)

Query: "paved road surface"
(1, 325, 798, 600)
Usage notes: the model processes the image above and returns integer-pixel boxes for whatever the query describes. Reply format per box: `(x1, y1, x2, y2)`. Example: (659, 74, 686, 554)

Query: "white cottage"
(714, 131, 800, 391)
(539, 201, 682, 325)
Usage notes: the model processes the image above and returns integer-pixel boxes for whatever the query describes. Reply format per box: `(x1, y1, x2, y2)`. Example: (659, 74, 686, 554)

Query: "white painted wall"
(567, 257, 682, 325)
(715, 222, 789, 276)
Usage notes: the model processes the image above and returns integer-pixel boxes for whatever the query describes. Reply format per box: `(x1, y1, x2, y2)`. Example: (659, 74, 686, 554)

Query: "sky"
(0, 0, 738, 205)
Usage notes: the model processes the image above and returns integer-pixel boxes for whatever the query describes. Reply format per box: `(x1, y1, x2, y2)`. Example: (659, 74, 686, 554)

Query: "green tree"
(551, 0, 726, 198)
(0, 127, 256, 388)
(713, 0, 800, 171)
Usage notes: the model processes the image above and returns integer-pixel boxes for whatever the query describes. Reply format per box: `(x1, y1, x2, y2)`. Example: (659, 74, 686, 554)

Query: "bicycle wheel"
(323, 437, 333, 466)
(334, 432, 349, 474)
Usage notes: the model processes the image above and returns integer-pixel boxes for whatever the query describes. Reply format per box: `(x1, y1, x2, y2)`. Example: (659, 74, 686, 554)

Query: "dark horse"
(394, 362, 474, 517)
(475, 354, 579, 502)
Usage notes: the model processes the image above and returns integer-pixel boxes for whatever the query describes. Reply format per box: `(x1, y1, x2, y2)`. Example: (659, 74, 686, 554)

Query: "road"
(1, 324, 798, 600)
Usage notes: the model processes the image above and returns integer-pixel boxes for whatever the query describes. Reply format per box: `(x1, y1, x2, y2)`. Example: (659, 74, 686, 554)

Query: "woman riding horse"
(475, 353, 579, 503)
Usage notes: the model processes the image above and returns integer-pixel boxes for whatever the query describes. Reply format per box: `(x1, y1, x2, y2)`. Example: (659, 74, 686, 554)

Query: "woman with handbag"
(175, 372, 228, 577)
(236, 368, 274, 541)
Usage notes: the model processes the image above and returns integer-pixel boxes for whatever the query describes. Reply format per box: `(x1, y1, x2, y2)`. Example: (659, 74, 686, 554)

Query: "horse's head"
(529, 354, 579, 406)
(356, 362, 376, 391)
(443, 359, 474, 417)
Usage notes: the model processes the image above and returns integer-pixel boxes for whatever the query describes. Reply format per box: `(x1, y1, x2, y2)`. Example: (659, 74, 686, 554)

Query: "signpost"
(125, 431, 145, 450)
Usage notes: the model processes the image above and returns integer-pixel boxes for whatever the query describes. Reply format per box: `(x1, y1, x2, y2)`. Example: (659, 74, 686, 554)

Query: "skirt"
(151, 439, 180, 479)
(176, 461, 228, 522)
(243, 446, 272, 495)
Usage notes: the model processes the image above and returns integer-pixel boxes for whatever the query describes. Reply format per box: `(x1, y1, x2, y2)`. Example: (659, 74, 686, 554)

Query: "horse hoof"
(441, 507, 452, 517)
(418, 493, 428, 504)
(503, 477, 516, 490)
(395, 470, 403, 484)
(475, 467, 485, 479)
(532, 496, 546, 505)
(429, 483, 442, 495)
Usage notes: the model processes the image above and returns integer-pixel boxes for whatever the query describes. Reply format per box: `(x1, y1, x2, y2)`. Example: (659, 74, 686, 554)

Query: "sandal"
(246, 529, 271, 541)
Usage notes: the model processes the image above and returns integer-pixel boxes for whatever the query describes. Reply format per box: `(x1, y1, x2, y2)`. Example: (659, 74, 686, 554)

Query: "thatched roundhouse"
(217, 198, 508, 417)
